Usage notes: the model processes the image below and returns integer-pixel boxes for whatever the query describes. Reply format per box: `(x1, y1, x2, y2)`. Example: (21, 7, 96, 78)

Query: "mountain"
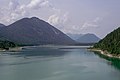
(76, 33, 100, 43)
(0, 24, 5, 39)
(67, 33, 83, 40)
(0, 17, 75, 45)
(94, 27, 120, 55)
(0, 24, 17, 49)
(0, 23, 5, 28)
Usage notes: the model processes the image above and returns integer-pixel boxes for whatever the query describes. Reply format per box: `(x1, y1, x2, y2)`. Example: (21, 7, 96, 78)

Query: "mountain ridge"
(0, 17, 76, 45)
(76, 33, 100, 43)
(0, 23, 5, 28)
(67, 33, 100, 43)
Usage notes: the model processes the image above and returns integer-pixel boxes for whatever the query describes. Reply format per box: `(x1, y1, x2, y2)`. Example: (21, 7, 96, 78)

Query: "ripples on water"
(0, 46, 120, 80)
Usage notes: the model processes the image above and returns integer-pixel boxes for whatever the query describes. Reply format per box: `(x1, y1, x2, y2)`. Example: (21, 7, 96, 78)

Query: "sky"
(0, 0, 120, 38)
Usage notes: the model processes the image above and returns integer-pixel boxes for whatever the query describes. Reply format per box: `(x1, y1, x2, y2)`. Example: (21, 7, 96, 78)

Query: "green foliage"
(94, 27, 120, 55)
(0, 40, 17, 50)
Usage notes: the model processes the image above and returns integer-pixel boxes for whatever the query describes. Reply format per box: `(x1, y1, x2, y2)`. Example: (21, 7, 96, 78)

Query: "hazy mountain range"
(0, 17, 75, 45)
(67, 33, 100, 43)
(67, 33, 83, 40)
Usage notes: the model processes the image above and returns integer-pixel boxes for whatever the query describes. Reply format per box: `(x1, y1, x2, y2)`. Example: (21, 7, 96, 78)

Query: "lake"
(0, 46, 120, 80)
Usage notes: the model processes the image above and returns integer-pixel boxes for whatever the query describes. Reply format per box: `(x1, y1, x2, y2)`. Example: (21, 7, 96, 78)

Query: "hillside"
(0, 17, 75, 45)
(76, 33, 100, 43)
(0, 40, 17, 50)
(94, 27, 120, 55)
(0, 23, 5, 28)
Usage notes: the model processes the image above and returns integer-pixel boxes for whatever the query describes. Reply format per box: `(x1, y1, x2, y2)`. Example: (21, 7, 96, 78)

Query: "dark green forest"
(94, 27, 120, 55)
(0, 40, 17, 50)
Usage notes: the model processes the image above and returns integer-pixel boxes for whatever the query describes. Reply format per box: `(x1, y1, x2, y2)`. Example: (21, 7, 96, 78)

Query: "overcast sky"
(0, 0, 120, 38)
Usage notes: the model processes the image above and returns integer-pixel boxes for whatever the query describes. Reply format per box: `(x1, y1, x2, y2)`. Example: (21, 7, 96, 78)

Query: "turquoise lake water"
(0, 46, 120, 80)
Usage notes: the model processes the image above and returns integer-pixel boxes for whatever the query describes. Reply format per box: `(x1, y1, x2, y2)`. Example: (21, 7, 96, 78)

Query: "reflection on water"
(11, 47, 69, 57)
(94, 52, 120, 70)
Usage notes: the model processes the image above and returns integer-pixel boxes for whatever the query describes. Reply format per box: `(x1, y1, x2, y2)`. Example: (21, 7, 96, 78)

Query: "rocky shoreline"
(88, 48, 120, 59)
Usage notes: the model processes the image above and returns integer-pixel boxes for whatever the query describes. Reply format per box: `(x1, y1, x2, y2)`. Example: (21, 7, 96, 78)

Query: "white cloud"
(81, 17, 101, 29)
(93, 17, 100, 23)
(47, 12, 69, 33)
(0, 0, 55, 25)
(81, 22, 98, 29)
(48, 14, 60, 25)
(27, 0, 41, 9)
(1, 0, 98, 35)
(40, 0, 52, 8)
(0, 0, 69, 33)
(0, 0, 26, 24)
(9, 0, 20, 10)
(27, 0, 52, 9)
(47, 12, 68, 26)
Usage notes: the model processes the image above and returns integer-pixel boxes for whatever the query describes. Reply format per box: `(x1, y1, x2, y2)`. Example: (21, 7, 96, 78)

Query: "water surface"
(0, 46, 120, 80)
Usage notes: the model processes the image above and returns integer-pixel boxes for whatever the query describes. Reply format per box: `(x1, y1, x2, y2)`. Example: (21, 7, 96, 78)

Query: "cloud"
(81, 17, 101, 29)
(0, 0, 69, 34)
(27, 0, 52, 9)
(9, 0, 20, 10)
(59, 17, 102, 34)
(0, 0, 54, 25)
(81, 22, 98, 29)
(0, 0, 26, 24)
(1, 0, 95, 35)
(47, 12, 68, 31)
(48, 13, 68, 26)
(93, 17, 100, 23)
(27, 0, 42, 9)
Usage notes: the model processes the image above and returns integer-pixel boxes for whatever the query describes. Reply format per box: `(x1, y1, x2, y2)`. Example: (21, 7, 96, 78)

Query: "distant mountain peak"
(77, 33, 100, 43)
(15, 17, 41, 22)
(85, 33, 94, 35)
(81, 33, 99, 38)
(31, 17, 40, 20)
(67, 33, 83, 40)
(67, 33, 100, 43)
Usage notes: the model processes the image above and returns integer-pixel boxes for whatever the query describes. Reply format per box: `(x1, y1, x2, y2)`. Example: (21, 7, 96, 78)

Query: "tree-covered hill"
(94, 27, 120, 55)
(0, 40, 17, 50)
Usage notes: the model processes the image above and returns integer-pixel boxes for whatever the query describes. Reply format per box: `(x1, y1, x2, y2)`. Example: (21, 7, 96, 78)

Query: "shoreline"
(0, 47, 22, 52)
(88, 48, 120, 59)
